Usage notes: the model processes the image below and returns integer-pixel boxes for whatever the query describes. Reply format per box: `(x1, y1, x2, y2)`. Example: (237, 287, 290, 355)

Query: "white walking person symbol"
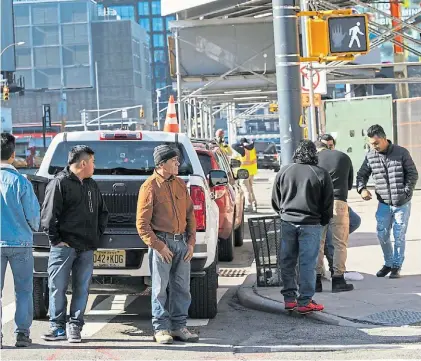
(348, 22, 364, 48)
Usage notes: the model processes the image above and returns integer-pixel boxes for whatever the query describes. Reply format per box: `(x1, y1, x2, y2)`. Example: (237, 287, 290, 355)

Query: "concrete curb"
(237, 274, 366, 328)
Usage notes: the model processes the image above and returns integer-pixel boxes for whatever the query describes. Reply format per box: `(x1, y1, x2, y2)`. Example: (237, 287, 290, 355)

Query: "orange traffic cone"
(163, 95, 179, 133)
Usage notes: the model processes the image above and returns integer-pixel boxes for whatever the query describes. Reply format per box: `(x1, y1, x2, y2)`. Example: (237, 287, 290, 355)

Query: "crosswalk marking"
(1, 301, 16, 326)
(82, 295, 135, 337)
(1, 287, 230, 336)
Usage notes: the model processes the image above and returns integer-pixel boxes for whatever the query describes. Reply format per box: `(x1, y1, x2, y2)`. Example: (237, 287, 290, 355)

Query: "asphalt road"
(2, 170, 421, 360)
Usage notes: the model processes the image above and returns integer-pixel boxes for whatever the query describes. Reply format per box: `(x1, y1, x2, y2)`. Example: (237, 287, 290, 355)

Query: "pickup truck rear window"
(48, 141, 193, 176)
(254, 142, 277, 154)
(197, 153, 213, 176)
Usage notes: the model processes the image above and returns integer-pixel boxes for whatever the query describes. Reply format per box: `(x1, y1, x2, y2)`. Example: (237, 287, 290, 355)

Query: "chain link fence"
(395, 97, 421, 189)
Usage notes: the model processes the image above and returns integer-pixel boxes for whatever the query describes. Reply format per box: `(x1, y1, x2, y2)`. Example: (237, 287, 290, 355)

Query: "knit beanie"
(153, 145, 179, 166)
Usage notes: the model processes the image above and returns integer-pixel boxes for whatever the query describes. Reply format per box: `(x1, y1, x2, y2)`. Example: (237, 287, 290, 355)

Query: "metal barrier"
(248, 216, 282, 287)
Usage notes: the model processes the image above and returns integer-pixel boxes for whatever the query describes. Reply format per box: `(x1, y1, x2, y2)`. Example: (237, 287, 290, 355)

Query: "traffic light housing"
(139, 108, 144, 118)
(269, 103, 278, 113)
(2, 86, 9, 101)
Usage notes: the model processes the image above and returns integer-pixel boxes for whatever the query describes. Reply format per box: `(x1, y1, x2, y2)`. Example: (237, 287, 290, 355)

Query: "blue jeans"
(324, 206, 361, 272)
(375, 202, 411, 268)
(149, 235, 191, 332)
(279, 221, 323, 306)
(0, 247, 33, 336)
(48, 246, 93, 331)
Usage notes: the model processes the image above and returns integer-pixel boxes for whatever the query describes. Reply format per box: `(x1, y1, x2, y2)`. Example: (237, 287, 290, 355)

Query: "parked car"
(254, 141, 280, 172)
(192, 139, 248, 262)
(26, 130, 222, 320)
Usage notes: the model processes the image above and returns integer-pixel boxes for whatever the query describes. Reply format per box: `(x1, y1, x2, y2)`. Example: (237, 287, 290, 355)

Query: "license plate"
(94, 250, 126, 268)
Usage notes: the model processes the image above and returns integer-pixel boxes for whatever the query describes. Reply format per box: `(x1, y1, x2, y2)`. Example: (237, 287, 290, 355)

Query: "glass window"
(60, 2, 87, 23)
(63, 45, 90, 66)
(138, 2, 149, 16)
(151, 1, 161, 15)
(14, 6, 30, 26)
(15, 48, 32, 68)
(62, 24, 89, 45)
(34, 68, 61, 89)
(154, 50, 165, 63)
(109, 5, 135, 20)
(33, 26, 59, 46)
(138, 17, 150, 31)
(34, 47, 60, 68)
(152, 17, 163, 31)
(197, 154, 212, 175)
(15, 70, 33, 89)
(134, 72, 142, 88)
(133, 56, 141, 72)
(64, 66, 91, 88)
(154, 63, 167, 79)
(165, 15, 175, 30)
(132, 39, 140, 57)
(32, 4, 58, 25)
(48, 141, 192, 176)
(15, 27, 31, 47)
(155, 81, 166, 90)
(153, 34, 164, 47)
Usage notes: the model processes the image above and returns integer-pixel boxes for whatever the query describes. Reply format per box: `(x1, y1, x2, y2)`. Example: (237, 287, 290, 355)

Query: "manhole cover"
(219, 268, 248, 277)
(362, 310, 421, 326)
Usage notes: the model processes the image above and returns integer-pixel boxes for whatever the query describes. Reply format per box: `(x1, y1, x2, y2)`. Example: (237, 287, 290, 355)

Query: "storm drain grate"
(362, 310, 421, 326)
(218, 268, 248, 277)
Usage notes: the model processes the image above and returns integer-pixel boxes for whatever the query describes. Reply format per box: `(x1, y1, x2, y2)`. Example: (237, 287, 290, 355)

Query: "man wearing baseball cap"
(136, 145, 198, 344)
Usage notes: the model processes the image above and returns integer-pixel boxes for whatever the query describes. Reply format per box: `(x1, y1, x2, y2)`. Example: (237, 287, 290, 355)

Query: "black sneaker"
(67, 323, 82, 343)
(376, 265, 392, 277)
(42, 328, 67, 341)
(315, 274, 323, 293)
(389, 268, 401, 279)
(15, 333, 32, 347)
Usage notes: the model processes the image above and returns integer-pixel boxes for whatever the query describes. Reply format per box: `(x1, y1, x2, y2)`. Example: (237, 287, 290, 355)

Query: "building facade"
(97, 0, 175, 120)
(9, 0, 153, 127)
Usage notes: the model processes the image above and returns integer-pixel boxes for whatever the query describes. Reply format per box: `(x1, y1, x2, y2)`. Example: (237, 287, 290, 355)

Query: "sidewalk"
(238, 190, 421, 328)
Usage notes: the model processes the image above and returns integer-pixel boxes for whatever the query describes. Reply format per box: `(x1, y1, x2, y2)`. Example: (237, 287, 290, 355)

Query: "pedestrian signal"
(269, 103, 278, 113)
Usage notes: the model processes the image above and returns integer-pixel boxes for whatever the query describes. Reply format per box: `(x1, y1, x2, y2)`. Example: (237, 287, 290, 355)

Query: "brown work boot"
(153, 330, 173, 344)
(171, 328, 199, 342)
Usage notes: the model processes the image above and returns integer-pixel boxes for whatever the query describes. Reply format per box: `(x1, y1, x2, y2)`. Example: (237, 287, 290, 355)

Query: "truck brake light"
(100, 132, 142, 140)
(190, 185, 206, 232)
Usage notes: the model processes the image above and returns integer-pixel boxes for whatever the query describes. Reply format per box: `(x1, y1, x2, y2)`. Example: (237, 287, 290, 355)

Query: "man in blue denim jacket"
(0, 133, 40, 348)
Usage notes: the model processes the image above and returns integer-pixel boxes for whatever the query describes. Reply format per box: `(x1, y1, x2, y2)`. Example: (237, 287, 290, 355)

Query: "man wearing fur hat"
(136, 145, 198, 344)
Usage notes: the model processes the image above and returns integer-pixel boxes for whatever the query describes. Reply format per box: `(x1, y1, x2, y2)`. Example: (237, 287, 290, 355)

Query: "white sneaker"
(344, 271, 364, 281)
(171, 328, 199, 342)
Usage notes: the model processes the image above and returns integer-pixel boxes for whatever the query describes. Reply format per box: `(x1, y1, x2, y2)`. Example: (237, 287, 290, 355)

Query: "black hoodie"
(272, 162, 334, 226)
(41, 167, 109, 250)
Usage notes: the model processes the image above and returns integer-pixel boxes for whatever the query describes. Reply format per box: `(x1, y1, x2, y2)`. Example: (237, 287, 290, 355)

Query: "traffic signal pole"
(272, 0, 303, 165)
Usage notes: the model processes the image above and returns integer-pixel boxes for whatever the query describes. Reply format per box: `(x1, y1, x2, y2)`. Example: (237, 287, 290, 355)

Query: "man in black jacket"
(357, 124, 418, 279)
(272, 140, 333, 314)
(41, 145, 108, 343)
(315, 141, 354, 293)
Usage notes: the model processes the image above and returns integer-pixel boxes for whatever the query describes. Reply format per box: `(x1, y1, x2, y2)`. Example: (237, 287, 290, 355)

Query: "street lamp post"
(0, 42, 25, 58)
(156, 84, 172, 130)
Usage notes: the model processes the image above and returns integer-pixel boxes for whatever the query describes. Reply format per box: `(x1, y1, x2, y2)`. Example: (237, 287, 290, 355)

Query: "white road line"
(187, 287, 229, 327)
(1, 301, 16, 326)
(82, 295, 134, 337)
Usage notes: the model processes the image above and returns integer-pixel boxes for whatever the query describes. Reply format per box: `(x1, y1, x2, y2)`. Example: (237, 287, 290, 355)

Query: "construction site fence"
(395, 97, 421, 189)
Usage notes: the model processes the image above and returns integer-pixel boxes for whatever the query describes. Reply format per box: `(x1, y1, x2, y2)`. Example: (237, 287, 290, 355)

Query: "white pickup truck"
(27, 130, 224, 320)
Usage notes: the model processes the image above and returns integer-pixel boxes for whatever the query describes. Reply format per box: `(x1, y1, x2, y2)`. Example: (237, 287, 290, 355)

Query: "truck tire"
(218, 229, 235, 262)
(234, 210, 244, 247)
(189, 259, 218, 319)
(33, 277, 49, 320)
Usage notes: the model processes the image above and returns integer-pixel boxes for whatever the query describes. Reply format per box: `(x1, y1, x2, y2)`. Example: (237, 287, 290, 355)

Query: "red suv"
(193, 140, 248, 262)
